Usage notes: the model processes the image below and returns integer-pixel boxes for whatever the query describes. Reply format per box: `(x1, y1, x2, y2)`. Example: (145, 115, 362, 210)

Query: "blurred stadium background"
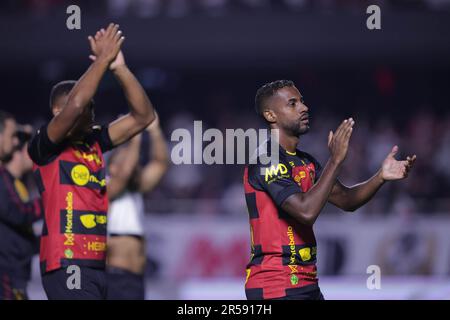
(1, 0, 450, 299)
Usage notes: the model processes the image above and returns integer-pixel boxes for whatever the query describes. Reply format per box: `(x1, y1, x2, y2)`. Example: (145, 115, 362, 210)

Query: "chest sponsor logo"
(61, 161, 106, 189)
(71, 164, 90, 186)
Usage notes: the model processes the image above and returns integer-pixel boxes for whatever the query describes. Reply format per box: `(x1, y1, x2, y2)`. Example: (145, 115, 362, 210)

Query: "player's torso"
(34, 141, 108, 273)
(243, 151, 320, 299)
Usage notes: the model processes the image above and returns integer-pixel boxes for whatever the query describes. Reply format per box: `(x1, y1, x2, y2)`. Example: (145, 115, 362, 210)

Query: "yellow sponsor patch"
(80, 214, 107, 229)
(299, 247, 311, 261)
(71, 164, 90, 186)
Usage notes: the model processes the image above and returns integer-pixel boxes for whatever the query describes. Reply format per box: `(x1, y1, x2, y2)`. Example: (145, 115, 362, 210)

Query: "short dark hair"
(0, 110, 14, 134)
(49, 80, 77, 110)
(255, 80, 295, 118)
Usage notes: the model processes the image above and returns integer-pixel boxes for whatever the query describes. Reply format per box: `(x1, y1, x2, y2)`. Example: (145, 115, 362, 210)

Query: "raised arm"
(47, 23, 124, 144)
(329, 146, 416, 212)
(107, 134, 141, 201)
(138, 114, 169, 193)
(89, 29, 155, 147)
(281, 118, 354, 226)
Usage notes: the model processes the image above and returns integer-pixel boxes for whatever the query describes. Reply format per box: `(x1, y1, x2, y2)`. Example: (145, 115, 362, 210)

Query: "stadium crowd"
(2, 0, 450, 17)
(1, 64, 448, 216)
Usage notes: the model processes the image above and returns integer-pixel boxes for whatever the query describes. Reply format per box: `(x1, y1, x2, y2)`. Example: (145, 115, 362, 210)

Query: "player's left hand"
(380, 145, 416, 181)
(89, 28, 126, 71)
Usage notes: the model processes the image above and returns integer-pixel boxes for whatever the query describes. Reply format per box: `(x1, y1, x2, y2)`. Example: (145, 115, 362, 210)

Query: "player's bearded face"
(272, 86, 310, 137)
(285, 116, 310, 137)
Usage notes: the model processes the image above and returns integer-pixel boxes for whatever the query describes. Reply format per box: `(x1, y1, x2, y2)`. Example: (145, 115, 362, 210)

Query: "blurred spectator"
(2, 0, 449, 16)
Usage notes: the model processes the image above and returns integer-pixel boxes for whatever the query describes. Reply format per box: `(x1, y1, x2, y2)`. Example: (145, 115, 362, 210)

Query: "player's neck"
(278, 134, 299, 154)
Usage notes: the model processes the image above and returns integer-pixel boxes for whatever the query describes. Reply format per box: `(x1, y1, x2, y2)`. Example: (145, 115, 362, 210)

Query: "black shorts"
(106, 266, 145, 300)
(272, 288, 325, 300)
(0, 273, 28, 300)
(247, 283, 324, 300)
(42, 266, 107, 300)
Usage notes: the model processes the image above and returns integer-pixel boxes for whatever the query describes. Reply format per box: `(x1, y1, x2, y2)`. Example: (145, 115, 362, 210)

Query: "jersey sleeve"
(247, 162, 303, 208)
(27, 124, 61, 166)
(311, 156, 323, 182)
(91, 125, 114, 153)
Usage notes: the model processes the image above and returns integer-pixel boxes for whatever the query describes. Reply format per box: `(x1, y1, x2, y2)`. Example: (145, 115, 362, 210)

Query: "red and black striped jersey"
(28, 125, 113, 274)
(243, 141, 322, 300)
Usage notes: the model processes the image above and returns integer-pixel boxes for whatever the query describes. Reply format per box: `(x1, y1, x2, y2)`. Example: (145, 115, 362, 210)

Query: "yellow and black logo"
(60, 208, 107, 236)
(80, 214, 107, 229)
(71, 164, 90, 186)
(60, 161, 106, 190)
(264, 163, 289, 183)
(282, 244, 317, 266)
(299, 247, 312, 261)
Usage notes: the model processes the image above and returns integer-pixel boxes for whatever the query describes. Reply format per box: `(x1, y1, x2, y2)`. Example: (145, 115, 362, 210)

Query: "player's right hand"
(328, 118, 355, 164)
(88, 23, 124, 65)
